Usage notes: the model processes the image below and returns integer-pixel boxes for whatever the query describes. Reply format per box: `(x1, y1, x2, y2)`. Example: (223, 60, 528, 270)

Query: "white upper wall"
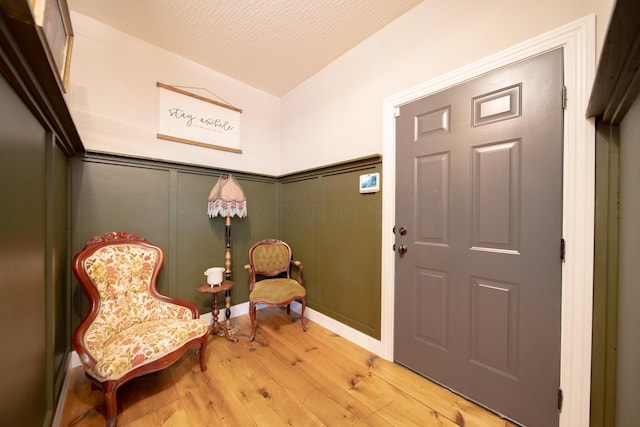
(67, 0, 613, 176)
(68, 12, 282, 176)
(280, 0, 613, 174)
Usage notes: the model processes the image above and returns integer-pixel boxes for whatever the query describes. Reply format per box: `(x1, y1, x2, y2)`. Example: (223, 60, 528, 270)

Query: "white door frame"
(381, 15, 596, 427)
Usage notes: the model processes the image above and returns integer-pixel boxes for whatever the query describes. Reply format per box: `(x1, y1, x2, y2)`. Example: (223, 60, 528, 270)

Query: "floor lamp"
(207, 174, 247, 333)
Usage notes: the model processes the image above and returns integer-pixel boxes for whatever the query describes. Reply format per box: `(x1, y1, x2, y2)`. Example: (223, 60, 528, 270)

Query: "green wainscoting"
(49, 138, 70, 415)
(281, 160, 382, 338)
(70, 154, 382, 339)
(591, 120, 620, 427)
(70, 155, 278, 328)
(0, 74, 71, 427)
(0, 73, 47, 427)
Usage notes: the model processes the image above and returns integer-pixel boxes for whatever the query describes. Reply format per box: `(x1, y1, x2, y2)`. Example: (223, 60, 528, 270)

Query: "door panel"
(471, 140, 520, 252)
(394, 49, 563, 427)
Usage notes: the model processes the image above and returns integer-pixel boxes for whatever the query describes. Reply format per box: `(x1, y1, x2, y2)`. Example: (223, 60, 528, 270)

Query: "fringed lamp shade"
(208, 175, 247, 219)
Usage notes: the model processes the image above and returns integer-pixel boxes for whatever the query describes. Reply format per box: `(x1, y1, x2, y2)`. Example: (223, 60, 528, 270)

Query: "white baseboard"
(214, 301, 384, 356)
(289, 301, 384, 355)
(52, 352, 81, 427)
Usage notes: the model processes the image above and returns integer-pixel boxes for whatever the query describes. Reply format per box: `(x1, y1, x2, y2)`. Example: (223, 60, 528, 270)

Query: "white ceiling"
(68, 0, 423, 97)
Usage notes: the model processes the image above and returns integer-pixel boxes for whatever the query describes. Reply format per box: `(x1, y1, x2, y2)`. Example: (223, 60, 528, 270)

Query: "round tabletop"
(195, 280, 234, 294)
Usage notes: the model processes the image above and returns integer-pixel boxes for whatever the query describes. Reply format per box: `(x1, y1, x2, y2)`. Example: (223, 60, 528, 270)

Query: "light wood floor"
(58, 307, 517, 426)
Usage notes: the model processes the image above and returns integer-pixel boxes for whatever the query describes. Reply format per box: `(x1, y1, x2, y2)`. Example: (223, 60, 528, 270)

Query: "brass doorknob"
(398, 245, 407, 255)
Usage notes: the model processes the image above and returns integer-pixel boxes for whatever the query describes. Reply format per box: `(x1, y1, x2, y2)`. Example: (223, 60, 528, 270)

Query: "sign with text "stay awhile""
(157, 82, 242, 153)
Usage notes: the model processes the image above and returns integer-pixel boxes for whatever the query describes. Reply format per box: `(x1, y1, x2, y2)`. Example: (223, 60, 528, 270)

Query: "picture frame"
(32, 0, 74, 92)
(359, 173, 380, 193)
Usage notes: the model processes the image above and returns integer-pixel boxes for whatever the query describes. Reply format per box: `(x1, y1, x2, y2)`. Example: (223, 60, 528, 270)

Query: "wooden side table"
(196, 280, 238, 343)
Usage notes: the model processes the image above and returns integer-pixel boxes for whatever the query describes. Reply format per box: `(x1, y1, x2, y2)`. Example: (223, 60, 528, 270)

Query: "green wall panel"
(281, 161, 382, 339)
(321, 169, 381, 337)
(281, 177, 322, 305)
(176, 172, 224, 308)
(0, 72, 47, 427)
(70, 154, 382, 339)
(50, 141, 69, 409)
(70, 159, 281, 321)
(71, 160, 171, 248)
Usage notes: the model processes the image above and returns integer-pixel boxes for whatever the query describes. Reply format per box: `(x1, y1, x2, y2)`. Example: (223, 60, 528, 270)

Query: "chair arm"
(245, 264, 256, 292)
(291, 260, 304, 285)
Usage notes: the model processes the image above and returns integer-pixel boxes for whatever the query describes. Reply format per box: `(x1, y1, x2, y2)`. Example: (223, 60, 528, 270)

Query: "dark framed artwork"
(33, 0, 74, 91)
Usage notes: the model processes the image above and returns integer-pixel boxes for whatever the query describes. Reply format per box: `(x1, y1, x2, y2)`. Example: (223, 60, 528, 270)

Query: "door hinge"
(394, 107, 401, 118)
(558, 388, 564, 412)
(560, 238, 566, 262)
(561, 86, 567, 110)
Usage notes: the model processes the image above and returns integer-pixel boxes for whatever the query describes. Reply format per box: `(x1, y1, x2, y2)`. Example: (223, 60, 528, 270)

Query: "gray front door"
(394, 49, 563, 427)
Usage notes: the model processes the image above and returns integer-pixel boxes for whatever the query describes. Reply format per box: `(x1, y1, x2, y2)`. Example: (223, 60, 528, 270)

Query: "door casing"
(381, 15, 595, 427)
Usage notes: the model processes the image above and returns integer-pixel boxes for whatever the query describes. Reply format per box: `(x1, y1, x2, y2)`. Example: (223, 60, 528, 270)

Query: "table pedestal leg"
(211, 292, 238, 343)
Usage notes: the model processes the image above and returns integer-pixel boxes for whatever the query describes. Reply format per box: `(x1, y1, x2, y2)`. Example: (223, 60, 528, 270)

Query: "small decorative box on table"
(196, 280, 238, 343)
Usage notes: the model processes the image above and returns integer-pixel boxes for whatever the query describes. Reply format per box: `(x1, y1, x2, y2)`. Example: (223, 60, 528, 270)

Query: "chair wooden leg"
(103, 381, 118, 427)
(198, 335, 208, 372)
(249, 302, 257, 341)
(299, 297, 308, 332)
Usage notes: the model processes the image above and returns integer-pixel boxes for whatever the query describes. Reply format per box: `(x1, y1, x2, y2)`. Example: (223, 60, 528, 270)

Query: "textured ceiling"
(67, 0, 422, 96)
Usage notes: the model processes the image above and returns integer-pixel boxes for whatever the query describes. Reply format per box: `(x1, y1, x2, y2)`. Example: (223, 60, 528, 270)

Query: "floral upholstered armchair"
(244, 238, 307, 341)
(72, 232, 210, 427)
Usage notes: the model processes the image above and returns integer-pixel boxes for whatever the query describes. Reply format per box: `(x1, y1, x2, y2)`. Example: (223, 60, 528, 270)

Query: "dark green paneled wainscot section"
(0, 73, 70, 426)
(71, 154, 382, 339)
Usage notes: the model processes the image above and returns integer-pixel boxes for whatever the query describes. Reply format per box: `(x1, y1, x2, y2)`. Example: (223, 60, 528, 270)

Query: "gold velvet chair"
(244, 238, 307, 341)
(72, 232, 210, 427)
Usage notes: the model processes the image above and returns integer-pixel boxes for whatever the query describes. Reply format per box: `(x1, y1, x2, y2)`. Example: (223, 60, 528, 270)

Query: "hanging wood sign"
(156, 82, 242, 153)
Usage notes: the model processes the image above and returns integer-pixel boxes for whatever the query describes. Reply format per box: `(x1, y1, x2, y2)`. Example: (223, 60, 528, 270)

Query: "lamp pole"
(224, 214, 232, 320)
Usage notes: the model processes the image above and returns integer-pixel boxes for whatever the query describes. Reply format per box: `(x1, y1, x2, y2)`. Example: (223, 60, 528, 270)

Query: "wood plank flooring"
(58, 307, 517, 426)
